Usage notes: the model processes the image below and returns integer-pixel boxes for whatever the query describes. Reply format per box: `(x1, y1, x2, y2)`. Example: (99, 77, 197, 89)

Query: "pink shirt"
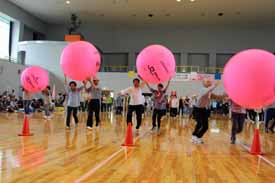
(231, 101, 246, 114)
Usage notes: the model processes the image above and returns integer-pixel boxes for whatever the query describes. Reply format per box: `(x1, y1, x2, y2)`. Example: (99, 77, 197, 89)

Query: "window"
(216, 53, 234, 68)
(0, 16, 10, 59)
(187, 53, 210, 67)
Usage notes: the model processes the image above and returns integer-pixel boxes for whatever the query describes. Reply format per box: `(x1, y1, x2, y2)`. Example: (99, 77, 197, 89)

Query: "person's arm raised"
(64, 74, 67, 85)
(164, 79, 171, 91)
(120, 87, 132, 96)
(138, 75, 146, 88)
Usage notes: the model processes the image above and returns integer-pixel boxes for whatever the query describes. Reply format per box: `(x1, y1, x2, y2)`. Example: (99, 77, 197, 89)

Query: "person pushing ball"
(191, 78, 224, 144)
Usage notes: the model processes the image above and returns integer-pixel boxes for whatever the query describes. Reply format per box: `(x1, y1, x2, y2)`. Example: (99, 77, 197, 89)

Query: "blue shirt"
(66, 86, 83, 107)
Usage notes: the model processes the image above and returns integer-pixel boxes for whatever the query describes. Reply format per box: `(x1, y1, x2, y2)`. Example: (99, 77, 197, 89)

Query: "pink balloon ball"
(96, 58, 101, 72)
(60, 41, 101, 81)
(223, 49, 275, 109)
(137, 45, 176, 84)
(21, 66, 49, 93)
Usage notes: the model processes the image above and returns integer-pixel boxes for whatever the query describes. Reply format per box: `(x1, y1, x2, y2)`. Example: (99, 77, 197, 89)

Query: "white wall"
(18, 41, 67, 87)
(97, 72, 224, 96)
(0, 58, 224, 97)
(17, 41, 224, 96)
(0, 58, 64, 98)
(0, 59, 25, 95)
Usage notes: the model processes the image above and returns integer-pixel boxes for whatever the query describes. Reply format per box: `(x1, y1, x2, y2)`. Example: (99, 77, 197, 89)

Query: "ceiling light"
(66, 0, 71, 4)
(190, 0, 195, 2)
(176, 0, 181, 2)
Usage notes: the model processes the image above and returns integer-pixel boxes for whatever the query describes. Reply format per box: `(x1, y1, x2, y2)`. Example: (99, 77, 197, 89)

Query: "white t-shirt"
(23, 91, 32, 100)
(170, 98, 179, 108)
(121, 87, 144, 106)
(80, 90, 88, 102)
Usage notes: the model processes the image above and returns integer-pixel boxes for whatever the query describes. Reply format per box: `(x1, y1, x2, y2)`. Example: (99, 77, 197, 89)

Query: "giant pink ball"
(21, 66, 49, 93)
(223, 49, 275, 109)
(60, 41, 101, 81)
(136, 45, 176, 84)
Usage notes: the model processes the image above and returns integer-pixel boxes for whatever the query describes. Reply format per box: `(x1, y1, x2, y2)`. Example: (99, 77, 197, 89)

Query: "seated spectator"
(17, 96, 24, 109)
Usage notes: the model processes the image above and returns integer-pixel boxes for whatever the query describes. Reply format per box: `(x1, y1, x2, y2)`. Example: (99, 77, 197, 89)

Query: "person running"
(169, 91, 178, 117)
(115, 95, 123, 115)
(178, 97, 184, 116)
(42, 86, 52, 119)
(22, 88, 32, 115)
(120, 78, 145, 133)
(191, 79, 223, 144)
(264, 103, 275, 133)
(84, 77, 102, 130)
(79, 89, 88, 113)
(145, 80, 171, 134)
(64, 76, 84, 130)
(230, 100, 246, 144)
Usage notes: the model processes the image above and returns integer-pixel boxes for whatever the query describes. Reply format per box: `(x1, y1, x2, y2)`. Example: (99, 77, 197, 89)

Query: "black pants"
(127, 105, 143, 129)
(116, 106, 123, 115)
(106, 104, 112, 112)
(101, 103, 106, 112)
(23, 100, 31, 115)
(231, 112, 246, 140)
(178, 107, 184, 115)
(79, 101, 88, 112)
(87, 99, 100, 127)
(66, 106, 79, 127)
(264, 108, 275, 130)
(170, 108, 178, 117)
(152, 109, 166, 128)
(192, 107, 210, 138)
(248, 110, 256, 121)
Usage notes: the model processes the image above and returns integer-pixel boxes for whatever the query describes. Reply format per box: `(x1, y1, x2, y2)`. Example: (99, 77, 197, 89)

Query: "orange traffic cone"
(250, 129, 263, 155)
(18, 115, 34, 136)
(122, 123, 135, 147)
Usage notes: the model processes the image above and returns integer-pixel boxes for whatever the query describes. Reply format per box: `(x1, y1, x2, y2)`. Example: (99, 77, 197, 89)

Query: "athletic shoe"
(196, 138, 204, 144)
(191, 135, 198, 143)
(46, 116, 52, 120)
(66, 126, 70, 130)
(157, 128, 161, 135)
(230, 136, 236, 144)
(151, 126, 156, 130)
(87, 126, 93, 130)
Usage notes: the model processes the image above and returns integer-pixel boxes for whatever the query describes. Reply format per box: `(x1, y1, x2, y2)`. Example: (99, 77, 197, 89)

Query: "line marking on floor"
(222, 129, 275, 167)
(241, 144, 275, 167)
(73, 130, 149, 183)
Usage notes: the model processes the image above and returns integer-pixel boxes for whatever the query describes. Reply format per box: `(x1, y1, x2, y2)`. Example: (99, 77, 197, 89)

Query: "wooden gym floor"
(0, 112, 274, 183)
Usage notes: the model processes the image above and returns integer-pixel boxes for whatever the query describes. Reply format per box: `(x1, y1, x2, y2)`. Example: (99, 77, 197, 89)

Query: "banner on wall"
(172, 72, 215, 82)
